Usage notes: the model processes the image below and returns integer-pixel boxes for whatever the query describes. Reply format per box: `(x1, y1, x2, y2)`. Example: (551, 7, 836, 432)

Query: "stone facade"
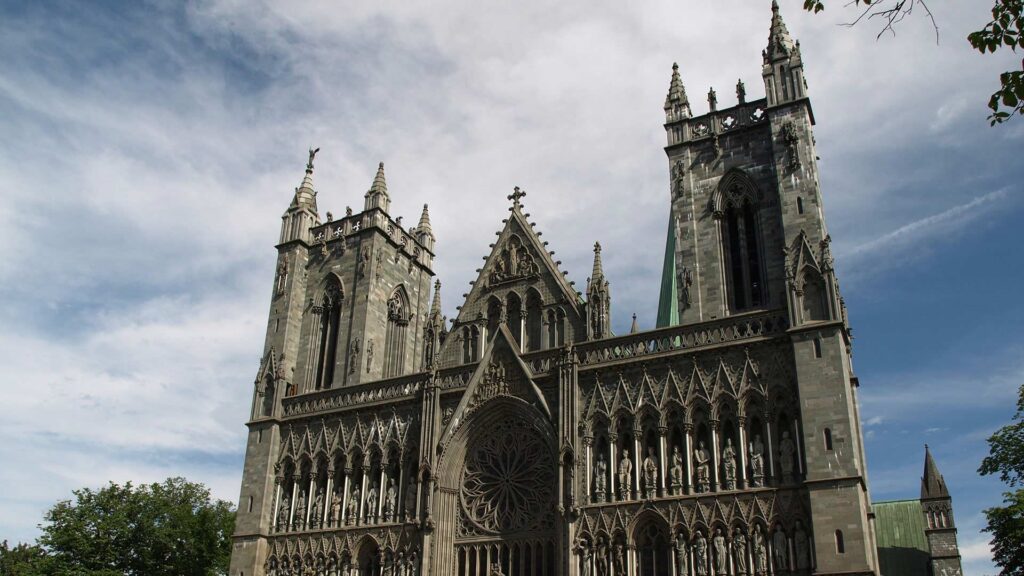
(229, 4, 897, 576)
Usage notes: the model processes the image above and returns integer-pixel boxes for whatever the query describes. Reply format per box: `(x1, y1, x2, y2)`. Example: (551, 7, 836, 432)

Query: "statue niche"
(489, 235, 538, 286)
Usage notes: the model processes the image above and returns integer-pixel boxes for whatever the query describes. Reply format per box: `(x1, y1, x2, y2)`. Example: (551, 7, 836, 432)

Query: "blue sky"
(1, 1, 1022, 574)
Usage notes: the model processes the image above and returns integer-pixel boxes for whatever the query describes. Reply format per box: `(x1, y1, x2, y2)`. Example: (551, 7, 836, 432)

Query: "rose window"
(460, 416, 554, 534)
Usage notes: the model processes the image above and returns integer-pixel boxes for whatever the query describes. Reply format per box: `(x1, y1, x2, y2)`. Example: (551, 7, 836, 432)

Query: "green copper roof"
(874, 500, 930, 576)
(656, 216, 679, 328)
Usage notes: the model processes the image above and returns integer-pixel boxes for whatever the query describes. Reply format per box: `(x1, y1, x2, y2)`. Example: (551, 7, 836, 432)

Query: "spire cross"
(508, 186, 527, 208)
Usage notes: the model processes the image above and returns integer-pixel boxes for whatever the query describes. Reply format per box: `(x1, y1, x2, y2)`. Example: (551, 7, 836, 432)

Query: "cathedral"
(228, 3, 963, 576)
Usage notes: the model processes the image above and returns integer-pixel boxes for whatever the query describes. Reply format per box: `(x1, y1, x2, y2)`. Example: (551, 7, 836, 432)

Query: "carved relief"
(781, 121, 801, 171)
(488, 235, 539, 286)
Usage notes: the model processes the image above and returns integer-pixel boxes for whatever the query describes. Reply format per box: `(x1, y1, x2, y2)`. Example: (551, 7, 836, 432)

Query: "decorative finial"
(736, 79, 746, 104)
(672, 62, 679, 71)
(594, 241, 602, 253)
(508, 186, 527, 208)
(306, 147, 320, 172)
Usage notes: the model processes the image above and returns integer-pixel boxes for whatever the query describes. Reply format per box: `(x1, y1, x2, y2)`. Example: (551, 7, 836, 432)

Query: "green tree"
(0, 540, 53, 576)
(979, 383, 1024, 576)
(36, 477, 235, 576)
(801, 0, 1024, 124)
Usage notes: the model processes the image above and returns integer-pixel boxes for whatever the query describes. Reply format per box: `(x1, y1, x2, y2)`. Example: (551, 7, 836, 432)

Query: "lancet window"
(383, 287, 409, 378)
(716, 172, 766, 312)
(524, 289, 543, 352)
(311, 278, 344, 390)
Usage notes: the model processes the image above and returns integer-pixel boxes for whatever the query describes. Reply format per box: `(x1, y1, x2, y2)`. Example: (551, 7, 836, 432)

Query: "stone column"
(584, 436, 594, 503)
(306, 472, 317, 528)
(791, 420, 804, 477)
(609, 433, 619, 503)
(359, 460, 369, 524)
(397, 457, 407, 523)
(378, 460, 388, 521)
(658, 426, 668, 497)
(710, 420, 720, 492)
(272, 477, 283, 532)
(324, 469, 334, 528)
(764, 413, 776, 485)
(737, 417, 748, 490)
(289, 473, 300, 530)
(341, 468, 352, 524)
(684, 424, 694, 495)
(633, 430, 642, 499)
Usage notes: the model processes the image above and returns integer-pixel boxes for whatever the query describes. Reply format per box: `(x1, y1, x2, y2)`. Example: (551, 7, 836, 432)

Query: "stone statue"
(675, 535, 689, 576)
(488, 562, 504, 576)
(753, 525, 768, 575)
(594, 453, 607, 500)
(310, 487, 324, 527)
(772, 526, 788, 572)
(642, 447, 659, 498)
(580, 546, 591, 576)
(733, 530, 748, 575)
(330, 490, 342, 526)
(722, 438, 738, 490)
(405, 481, 417, 520)
(713, 529, 727, 576)
(695, 533, 709, 576)
(277, 495, 291, 528)
(749, 435, 765, 487)
(595, 539, 608, 576)
(385, 477, 398, 522)
(613, 544, 624, 575)
(366, 483, 379, 522)
(347, 486, 360, 524)
(618, 449, 632, 500)
(779, 431, 796, 481)
(295, 490, 307, 528)
(794, 522, 809, 570)
(694, 441, 711, 493)
(670, 446, 684, 493)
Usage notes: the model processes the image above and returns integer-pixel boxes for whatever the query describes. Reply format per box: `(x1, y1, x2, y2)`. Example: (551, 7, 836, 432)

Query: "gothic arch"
(310, 274, 345, 390)
(711, 168, 762, 215)
(383, 286, 410, 378)
(713, 169, 768, 312)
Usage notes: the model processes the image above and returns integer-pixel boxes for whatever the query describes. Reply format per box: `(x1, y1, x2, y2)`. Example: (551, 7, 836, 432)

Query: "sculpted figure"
(794, 522, 809, 570)
(366, 483, 379, 522)
(618, 450, 633, 500)
(295, 490, 307, 527)
(594, 453, 607, 499)
(753, 526, 768, 575)
(580, 546, 591, 576)
(695, 533, 709, 576)
(384, 477, 397, 522)
(670, 446, 684, 492)
(772, 526, 788, 572)
(347, 486, 360, 524)
(675, 535, 689, 576)
(613, 544, 625, 575)
(488, 562, 505, 576)
(749, 435, 765, 487)
(642, 447, 659, 498)
(733, 530, 748, 575)
(713, 529, 727, 576)
(277, 495, 291, 529)
(722, 438, 738, 490)
(310, 487, 324, 527)
(694, 442, 711, 493)
(330, 490, 341, 526)
(595, 540, 608, 576)
(779, 431, 796, 480)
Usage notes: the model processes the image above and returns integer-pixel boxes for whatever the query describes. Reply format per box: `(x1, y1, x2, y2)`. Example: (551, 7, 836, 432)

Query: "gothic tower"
(921, 446, 963, 576)
(657, 2, 876, 574)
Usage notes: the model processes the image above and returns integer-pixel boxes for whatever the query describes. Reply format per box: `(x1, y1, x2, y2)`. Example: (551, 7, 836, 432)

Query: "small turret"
(921, 445, 950, 500)
(364, 161, 391, 213)
(423, 279, 446, 370)
(762, 0, 807, 107)
(416, 203, 436, 252)
(586, 242, 611, 340)
(280, 148, 322, 245)
(920, 446, 963, 575)
(664, 63, 691, 122)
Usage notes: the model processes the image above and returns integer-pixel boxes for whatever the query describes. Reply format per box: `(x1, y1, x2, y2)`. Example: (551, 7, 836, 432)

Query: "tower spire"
(921, 445, 950, 499)
(364, 161, 391, 213)
(664, 62, 692, 121)
(763, 0, 807, 107)
(586, 241, 612, 340)
(429, 279, 442, 318)
(291, 147, 319, 211)
(591, 242, 605, 281)
(280, 148, 321, 244)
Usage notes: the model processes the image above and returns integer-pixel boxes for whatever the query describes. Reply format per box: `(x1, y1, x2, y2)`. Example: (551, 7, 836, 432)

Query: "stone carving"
(366, 483, 379, 523)
(384, 477, 397, 522)
(794, 522, 809, 570)
(736, 79, 746, 104)
(487, 562, 504, 576)
(675, 535, 689, 576)
(670, 446, 684, 493)
(330, 490, 341, 527)
(708, 87, 718, 112)
(275, 257, 289, 295)
(753, 525, 768, 575)
(357, 248, 369, 278)
(772, 526, 788, 572)
(366, 338, 374, 374)
(294, 489, 306, 528)
(277, 495, 290, 529)
(713, 529, 727, 575)
(441, 406, 454, 426)
(617, 449, 633, 500)
(489, 235, 539, 285)
(733, 530, 747, 575)
(642, 447, 658, 499)
(694, 442, 711, 493)
(595, 539, 608, 576)
(711, 132, 722, 158)
(580, 545, 591, 576)
(593, 453, 607, 501)
(695, 533, 709, 576)
(750, 435, 766, 487)
(348, 337, 361, 375)
(779, 431, 796, 482)
(722, 438, 738, 490)
(613, 544, 624, 576)
(460, 415, 554, 533)
(310, 487, 324, 527)
(781, 121, 801, 171)
(347, 485, 360, 525)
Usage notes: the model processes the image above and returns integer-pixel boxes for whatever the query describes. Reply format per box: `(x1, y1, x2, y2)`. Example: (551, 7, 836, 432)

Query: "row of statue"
(267, 550, 419, 576)
(580, 523, 811, 576)
(592, 432, 798, 501)
(276, 477, 405, 532)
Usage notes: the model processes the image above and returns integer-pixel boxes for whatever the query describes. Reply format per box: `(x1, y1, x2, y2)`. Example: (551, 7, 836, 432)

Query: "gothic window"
(260, 376, 275, 417)
(383, 287, 409, 378)
(313, 278, 344, 390)
(486, 296, 502, 341)
(506, 291, 523, 349)
(525, 289, 543, 351)
(800, 269, 829, 322)
(637, 522, 671, 576)
(716, 171, 766, 312)
(547, 308, 566, 348)
(462, 325, 481, 363)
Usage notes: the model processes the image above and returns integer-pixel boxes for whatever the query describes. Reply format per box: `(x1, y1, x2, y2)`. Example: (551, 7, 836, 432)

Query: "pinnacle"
(591, 241, 605, 281)
(630, 313, 639, 334)
(418, 203, 433, 233)
(430, 279, 442, 317)
(368, 161, 388, 197)
(664, 62, 691, 116)
(767, 0, 796, 57)
(921, 445, 950, 500)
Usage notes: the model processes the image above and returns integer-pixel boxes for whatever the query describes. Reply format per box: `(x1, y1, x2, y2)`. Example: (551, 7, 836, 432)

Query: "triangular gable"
(440, 325, 552, 444)
(788, 230, 821, 278)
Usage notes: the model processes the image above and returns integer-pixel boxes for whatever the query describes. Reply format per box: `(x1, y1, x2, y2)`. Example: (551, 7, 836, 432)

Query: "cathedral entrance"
(442, 406, 558, 576)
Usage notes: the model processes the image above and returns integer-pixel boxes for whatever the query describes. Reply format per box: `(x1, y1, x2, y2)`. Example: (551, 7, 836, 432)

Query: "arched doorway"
(436, 399, 558, 575)
(356, 537, 381, 576)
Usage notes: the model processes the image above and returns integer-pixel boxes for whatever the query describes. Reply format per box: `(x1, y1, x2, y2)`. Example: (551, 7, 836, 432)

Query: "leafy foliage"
(803, 0, 1024, 124)
(0, 477, 235, 576)
(979, 384, 1024, 576)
